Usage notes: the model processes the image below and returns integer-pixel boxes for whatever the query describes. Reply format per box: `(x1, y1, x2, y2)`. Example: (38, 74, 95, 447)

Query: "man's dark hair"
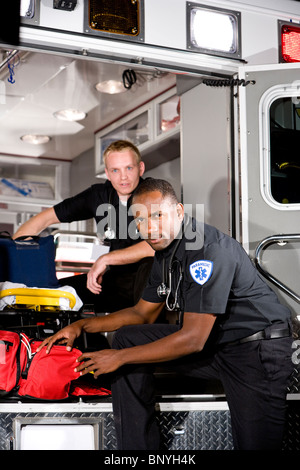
(132, 178, 179, 204)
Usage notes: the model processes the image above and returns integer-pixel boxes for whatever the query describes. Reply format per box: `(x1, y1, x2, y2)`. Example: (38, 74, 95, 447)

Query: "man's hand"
(36, 321, 83, 354)
(86, 255, 108, 294)
(86, 241, 155, 295)
(75, 349, 123, 378)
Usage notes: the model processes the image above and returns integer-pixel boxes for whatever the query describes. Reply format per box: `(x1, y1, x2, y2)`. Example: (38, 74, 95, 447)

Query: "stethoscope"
(103, 189, 116, 240)
(104, 204, 115, 240)
(103, 189, 139, 241)
(157, 235, 183, 311)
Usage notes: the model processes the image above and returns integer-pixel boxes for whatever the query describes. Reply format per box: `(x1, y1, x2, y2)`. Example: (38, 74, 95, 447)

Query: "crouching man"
(37, 178, 293, 450)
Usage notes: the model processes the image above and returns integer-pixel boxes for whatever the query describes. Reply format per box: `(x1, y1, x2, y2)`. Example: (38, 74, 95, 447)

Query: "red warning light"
(281, 24, 300, 63)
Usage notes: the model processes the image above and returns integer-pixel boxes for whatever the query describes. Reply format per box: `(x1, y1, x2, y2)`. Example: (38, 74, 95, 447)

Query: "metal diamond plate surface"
(0, 408, 233, 450)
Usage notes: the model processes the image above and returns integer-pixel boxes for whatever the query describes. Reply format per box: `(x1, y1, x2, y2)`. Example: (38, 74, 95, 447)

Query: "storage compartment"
(0, 401, 233, 451)
(0, 156, 70, 204)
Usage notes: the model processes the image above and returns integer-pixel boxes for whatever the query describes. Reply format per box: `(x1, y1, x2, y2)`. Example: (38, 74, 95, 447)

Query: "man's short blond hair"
(103, 140, 142, 167)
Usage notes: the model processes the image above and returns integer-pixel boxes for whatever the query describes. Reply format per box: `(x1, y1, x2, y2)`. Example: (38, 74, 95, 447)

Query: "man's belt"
(228, 327, 290, 346)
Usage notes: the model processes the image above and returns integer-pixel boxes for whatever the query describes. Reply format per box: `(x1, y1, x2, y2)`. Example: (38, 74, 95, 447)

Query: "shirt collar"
(158, 216, 204, 261)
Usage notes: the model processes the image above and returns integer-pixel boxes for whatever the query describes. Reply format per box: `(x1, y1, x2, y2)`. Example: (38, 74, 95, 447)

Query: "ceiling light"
(187, 3, 241, 59)
(95, 80, 126, 94)
(21, 134, 51, 145)
(54, 109, 87, 121)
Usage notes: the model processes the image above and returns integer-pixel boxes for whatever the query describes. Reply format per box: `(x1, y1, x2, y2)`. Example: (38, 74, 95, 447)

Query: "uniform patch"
(189, 260, 213, 285)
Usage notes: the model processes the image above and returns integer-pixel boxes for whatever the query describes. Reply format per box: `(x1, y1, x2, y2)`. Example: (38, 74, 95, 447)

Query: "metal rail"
(52, 230, 100, 243)
(255, 234, 300, 304)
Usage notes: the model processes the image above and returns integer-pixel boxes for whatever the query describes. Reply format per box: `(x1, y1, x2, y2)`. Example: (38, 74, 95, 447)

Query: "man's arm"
(37, 298, 165, 353)
(76, 312, 216, 377)
(13, 207, 59, 239)
(87, 241, 154, 294)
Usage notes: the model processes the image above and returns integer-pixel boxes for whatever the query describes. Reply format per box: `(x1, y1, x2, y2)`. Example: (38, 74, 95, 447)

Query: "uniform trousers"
(111, 323, 293, 450)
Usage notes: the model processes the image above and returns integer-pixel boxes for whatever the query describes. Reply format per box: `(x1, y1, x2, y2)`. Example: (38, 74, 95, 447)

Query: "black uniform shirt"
(54, 179, 143, 274)
(142, 217, 291, 345)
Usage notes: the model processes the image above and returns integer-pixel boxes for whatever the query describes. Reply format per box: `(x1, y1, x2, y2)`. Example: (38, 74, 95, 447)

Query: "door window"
(260, 84, 300, 210)
(270, 96, 300, 204)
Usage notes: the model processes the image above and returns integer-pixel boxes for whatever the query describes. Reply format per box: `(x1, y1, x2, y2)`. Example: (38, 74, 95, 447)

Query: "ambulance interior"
(0, 45, 220, 397)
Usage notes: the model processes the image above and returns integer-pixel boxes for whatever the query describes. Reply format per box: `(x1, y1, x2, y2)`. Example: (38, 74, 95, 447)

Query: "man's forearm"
(87, 240, 154, 295)
(13, 207, 59, 239)
(77, 309, 143, 334)
(103, 241, 154, 266)
(78, 301, 164, 334)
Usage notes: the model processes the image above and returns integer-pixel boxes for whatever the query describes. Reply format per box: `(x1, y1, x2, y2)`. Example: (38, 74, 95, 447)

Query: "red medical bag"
(18, 340, 82, 400)
(0, 330, 81, 399)
(0, 330, 29, 395)
(0, 330, 111, 400)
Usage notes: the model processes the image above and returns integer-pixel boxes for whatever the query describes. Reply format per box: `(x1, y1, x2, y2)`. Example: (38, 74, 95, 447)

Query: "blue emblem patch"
(189, 260, 213, 285)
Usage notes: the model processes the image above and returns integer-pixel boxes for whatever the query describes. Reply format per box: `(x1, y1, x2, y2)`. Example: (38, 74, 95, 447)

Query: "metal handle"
(51, 229, 100, 244)
(255, 234, 300, 304)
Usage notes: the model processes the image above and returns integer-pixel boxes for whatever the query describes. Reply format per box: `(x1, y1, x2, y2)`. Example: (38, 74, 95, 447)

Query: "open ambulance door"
(239, 63, 300, 317)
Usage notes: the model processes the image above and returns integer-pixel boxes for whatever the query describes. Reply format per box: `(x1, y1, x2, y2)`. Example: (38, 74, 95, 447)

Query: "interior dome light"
(281, 24, 300, 63)
(95, 80, 126, 94)
(187, 4, 240, 58)
(21, 134, 50, 145)
(54, 109, 87, 121)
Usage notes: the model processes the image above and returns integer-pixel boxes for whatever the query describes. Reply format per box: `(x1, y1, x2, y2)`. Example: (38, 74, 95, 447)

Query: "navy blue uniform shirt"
(142, 217, 291, 345)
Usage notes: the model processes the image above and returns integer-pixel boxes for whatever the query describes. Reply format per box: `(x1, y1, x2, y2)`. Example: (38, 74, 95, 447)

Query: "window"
(270, 97, 300, 204)
(260, 84, 300, 210)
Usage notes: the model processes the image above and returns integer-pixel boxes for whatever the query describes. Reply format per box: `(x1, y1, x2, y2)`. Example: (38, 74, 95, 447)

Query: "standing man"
(13, 140, 154, 312)
(37, 178, 293, 450)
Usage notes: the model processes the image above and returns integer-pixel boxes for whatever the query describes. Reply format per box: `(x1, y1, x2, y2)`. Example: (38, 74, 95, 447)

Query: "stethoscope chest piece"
(104, 227, 116, 240)
(157, 283, 170, 297)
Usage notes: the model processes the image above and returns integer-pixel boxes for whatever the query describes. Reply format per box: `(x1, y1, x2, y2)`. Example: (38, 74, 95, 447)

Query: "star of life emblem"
(189, 260, 213, 285)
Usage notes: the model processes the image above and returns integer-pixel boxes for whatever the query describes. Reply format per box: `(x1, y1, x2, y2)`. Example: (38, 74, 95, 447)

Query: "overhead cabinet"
(95, 88, 180, 177)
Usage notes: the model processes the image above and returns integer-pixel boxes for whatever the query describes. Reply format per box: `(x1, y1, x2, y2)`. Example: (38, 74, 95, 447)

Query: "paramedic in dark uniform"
(12, 140, 154, 312)
(38, 178, 293, 450)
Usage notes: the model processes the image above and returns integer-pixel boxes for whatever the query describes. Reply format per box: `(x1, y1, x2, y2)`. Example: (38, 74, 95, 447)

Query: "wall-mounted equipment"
(84, 0, 144, 43)
(53, 0, 77, 11)
(20, 0, 40, 25)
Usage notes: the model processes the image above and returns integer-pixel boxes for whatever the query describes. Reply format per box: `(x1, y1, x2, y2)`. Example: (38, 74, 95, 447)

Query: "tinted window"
(270, 97, 300, 204)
